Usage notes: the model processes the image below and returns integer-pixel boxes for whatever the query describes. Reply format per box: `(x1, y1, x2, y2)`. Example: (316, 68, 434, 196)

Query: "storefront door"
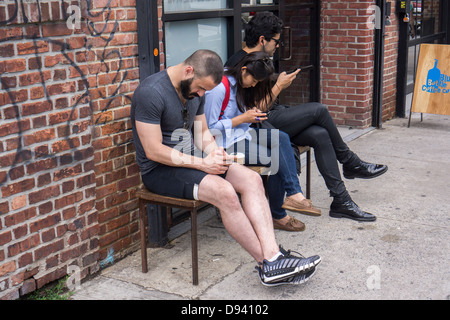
(136, 0, 321, 104)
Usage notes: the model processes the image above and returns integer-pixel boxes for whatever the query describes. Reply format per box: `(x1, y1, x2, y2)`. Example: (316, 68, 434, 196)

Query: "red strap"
(219, 75, 230, 120)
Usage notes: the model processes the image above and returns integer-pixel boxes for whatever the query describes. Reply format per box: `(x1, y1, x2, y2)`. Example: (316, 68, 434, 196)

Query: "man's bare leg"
(197, 168, 278, 263)
(224, 164, 279, 260)
(198, 165, 321, 285)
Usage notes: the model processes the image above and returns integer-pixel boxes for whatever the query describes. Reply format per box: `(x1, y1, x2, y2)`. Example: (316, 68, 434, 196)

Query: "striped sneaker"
(257, 266, 317, 287)
(260, 247, 321, 284)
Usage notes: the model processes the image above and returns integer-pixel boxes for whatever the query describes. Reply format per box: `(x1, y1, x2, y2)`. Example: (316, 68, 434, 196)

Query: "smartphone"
(286, 67, 302, 74)
(286, 65, 313, 74)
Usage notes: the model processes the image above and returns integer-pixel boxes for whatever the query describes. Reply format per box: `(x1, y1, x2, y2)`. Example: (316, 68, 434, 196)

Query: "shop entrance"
(136, 0, 321, 104)
(396, 0, 449, 123)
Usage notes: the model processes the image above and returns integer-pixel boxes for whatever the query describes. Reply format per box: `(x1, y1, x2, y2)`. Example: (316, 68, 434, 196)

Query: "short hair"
(244, 12, 284, 48)
(183, 50, 224, 84)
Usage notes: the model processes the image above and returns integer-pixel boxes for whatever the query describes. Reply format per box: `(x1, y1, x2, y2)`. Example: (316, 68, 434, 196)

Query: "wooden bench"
(137, 189, 206, 285)
(138, 146, 312, 285)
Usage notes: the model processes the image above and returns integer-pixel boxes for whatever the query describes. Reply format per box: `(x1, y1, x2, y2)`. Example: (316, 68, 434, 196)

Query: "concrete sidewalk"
(72, 113, 450, 300)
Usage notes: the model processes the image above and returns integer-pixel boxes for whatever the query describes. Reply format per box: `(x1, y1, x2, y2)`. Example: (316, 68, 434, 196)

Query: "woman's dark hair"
(225, 51, 275, 112)
(244, 12, 283, 48)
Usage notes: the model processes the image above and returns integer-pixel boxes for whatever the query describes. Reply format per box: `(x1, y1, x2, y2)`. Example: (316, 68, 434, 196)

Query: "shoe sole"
(263, 256, 321, 283)
(273, 225, 306, 232)
(261, 268, 317, 287)
(281, 204, 321, 216)
(329, 211, 376, 222)
(343, 167, 388, 180)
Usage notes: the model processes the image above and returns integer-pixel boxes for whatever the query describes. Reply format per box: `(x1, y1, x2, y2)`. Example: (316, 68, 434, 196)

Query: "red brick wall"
(87, 0, 141, 266)
(321, 0, 398, 128)
(383, 1, 399, 122)
(0, 0, 142, 300)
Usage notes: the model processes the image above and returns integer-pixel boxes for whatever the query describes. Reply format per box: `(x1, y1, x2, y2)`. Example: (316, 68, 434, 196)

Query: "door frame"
(136, 0, 160, 80)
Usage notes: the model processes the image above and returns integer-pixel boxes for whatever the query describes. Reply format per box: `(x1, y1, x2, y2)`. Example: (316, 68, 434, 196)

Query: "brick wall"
(0, 0, 142, 300)
(321, 0, 398, 128)
(382, 1, 399, 122)
(87, 0, 141, 267)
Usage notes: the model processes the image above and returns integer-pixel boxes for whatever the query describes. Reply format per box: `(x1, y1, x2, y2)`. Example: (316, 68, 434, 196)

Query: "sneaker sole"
(261, 268, 317, 287)
(263, 256, 321, 283)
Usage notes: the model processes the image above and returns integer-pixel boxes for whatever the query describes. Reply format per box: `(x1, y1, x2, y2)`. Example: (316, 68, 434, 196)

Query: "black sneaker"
(257, 266, 317, 287)
(260, 247, 321, 283)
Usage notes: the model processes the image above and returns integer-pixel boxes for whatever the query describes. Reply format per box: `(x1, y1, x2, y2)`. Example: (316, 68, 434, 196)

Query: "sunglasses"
(270, 37, 283, 46)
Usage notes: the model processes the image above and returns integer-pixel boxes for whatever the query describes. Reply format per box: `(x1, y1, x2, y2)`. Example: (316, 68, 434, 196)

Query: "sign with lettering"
(411, 44, 450, 116)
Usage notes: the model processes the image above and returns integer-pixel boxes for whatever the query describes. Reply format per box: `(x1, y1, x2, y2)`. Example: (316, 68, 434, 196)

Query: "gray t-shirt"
(131, 70, 205, 175)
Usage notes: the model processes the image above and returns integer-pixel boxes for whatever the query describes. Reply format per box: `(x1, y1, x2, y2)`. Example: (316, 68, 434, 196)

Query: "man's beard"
(262, 44, 275, 58)
(180, 78, 199, 100)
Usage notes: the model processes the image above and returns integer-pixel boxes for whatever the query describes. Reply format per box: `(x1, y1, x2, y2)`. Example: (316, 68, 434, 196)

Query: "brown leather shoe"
(282, 197, 321, 216)
(273, 216, 305, 232)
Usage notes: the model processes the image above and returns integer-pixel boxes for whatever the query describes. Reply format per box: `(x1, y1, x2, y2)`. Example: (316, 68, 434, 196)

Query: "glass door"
(278, 1, 321, 104)
(136, 0, 320, 102)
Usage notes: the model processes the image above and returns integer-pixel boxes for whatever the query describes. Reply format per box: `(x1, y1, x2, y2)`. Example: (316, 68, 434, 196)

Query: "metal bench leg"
(191, 208, 198, 285)
(139, 199, 148, 273)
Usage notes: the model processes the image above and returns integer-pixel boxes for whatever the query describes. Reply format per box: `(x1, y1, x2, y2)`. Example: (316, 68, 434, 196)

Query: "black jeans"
(267, 103, 359, 200)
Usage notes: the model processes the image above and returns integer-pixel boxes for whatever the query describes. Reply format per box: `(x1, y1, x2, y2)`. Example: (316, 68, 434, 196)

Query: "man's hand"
(275, 69, 301, 91)
(200, 147, 235, 175)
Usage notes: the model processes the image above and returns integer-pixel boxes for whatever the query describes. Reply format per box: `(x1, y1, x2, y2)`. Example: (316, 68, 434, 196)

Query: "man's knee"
(301, 125, 331, 147)
(199, 175, 238, 204)
(215, 179, 241, 205)
(315, 103, 330, 116)
(242, 168, 265, 194)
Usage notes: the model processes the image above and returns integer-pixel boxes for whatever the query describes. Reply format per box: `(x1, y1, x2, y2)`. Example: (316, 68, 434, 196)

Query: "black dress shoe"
(329, 199, 376, 222)
(343, 161, 387, 179)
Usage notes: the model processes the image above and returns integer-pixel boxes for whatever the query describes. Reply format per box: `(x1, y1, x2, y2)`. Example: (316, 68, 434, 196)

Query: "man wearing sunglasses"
(131, 49, 321, 286)
(226, 12, 387, 223)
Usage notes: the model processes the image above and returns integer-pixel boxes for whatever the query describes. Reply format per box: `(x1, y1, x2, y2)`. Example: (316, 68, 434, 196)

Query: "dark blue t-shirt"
(131, 70, 205, 175)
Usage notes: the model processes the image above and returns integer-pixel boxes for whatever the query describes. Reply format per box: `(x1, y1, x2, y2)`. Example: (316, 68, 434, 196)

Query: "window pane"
(242, 0, 274, 6)
(164, 0, 227, 13)
(165, 18, 228, 66)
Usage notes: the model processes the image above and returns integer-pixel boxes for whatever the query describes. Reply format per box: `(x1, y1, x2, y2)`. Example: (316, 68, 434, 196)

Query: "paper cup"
(232, 152, 245, 165)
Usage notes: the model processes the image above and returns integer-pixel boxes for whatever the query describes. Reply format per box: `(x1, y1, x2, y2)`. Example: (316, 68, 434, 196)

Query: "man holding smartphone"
(131, 49, 321, 286)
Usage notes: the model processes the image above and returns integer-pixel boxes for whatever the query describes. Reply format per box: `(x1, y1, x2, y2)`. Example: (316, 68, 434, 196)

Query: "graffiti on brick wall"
(0, 0, 134, 189)
(84, 0, 133, 116)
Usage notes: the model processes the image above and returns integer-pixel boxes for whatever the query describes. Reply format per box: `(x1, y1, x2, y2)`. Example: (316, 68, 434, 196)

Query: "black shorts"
(142, 165, 209, 200)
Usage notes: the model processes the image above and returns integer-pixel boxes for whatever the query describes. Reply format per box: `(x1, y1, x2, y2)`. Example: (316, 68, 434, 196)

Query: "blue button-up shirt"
(204, 75, 252, 148)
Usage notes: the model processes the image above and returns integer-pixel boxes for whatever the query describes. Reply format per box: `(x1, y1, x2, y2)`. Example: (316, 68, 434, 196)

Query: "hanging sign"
(411, 43, 450, 116)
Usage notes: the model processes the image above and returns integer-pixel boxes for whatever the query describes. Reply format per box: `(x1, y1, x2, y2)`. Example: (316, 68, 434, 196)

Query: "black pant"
(267, 103, 359, 200)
